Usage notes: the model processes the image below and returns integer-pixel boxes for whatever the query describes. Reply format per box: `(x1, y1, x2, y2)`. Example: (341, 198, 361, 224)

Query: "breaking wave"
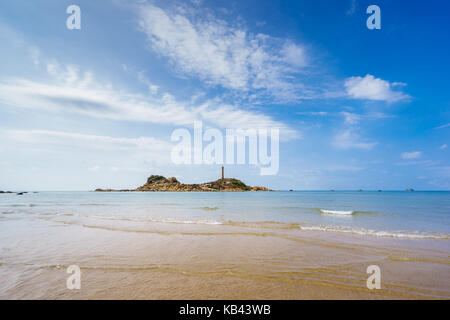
(44, 213, 449, 240)
(316, 209, 381, 216)
(319, 209, 354, 216)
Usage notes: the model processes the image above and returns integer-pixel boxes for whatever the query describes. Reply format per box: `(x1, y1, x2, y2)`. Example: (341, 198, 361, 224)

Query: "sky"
(0, 0, 449, 191)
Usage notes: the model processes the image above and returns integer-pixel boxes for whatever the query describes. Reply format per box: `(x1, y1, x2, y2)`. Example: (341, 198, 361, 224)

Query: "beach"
(0, 191, 449, 299)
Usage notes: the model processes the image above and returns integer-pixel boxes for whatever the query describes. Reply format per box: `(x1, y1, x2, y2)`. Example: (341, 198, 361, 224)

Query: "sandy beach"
(1, 208, 449, 299)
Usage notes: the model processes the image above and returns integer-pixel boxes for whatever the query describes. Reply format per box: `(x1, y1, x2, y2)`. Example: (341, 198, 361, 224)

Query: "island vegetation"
(95, 175, 271, 192)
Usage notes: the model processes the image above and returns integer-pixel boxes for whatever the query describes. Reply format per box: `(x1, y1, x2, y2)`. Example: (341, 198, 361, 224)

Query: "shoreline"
(1, 209, 449, 299)
(1, 190, 449, 299)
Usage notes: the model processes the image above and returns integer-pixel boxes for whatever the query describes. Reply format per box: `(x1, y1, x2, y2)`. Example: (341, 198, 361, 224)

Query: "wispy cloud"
(4, 129, 175, 170)
(332, 129, 377, 150)
(296, 111, 329, 116)
(0, 21, 44, 68)
(401, 151, 422, 159)
(435, 123, 450, 129)
(9, 130, 172, 152)
(396, 160, 436, 166)
(138, 3, 314, 103)
(340, 111, 361, 125)
(345, 74, 410, 103)
(297, 110, 393, 122)
(29, 47, 40, 66)
(0, 62, 298, 137)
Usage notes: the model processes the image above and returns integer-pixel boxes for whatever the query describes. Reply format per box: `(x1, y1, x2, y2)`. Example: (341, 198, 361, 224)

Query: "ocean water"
(1, 191, 449, 239)
(1, 190, 450, 299)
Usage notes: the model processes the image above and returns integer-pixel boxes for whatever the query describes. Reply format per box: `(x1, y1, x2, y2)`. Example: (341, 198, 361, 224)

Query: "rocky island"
(95, 174, 271, 192)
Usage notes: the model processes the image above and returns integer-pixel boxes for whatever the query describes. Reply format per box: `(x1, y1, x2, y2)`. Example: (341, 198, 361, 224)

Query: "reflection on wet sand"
(0, 211, 449, 299)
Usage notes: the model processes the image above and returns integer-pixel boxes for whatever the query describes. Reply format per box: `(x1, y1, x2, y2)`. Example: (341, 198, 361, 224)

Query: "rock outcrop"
(95, 175, 271, 192)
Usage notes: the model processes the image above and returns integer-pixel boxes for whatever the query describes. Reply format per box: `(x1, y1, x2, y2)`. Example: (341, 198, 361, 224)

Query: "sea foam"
(319, 209, 354, 215)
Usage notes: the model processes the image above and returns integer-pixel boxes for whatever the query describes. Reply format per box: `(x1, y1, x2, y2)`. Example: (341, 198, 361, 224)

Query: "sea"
(1, 190, 449, 239)
(1, 190, 449, 299)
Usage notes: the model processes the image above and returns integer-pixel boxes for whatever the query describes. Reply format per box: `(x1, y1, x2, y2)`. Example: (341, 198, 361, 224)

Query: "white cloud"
(195, 101, 298, 137)
(297, 111, 328, 116)
(138, 4, 310, 103)
(280, 42, 308, 67)
(0, 78, 191, 125)
(401, 151, 422, 159)
(297, 111, 393, 125)
(396, 160, 436, 166)
(4, 129, 175, 170)
(340, 111, 361, 125)
(332, 129, 377, 150)
(365, 112, 395, 120)
(436, 123, 450, 129)
(0, 64, 297, 137)
(345, 74, 410, 103)
(149, 84, 159, 94)
(9, 130, 172, 152)
(440, 144, 447, 150)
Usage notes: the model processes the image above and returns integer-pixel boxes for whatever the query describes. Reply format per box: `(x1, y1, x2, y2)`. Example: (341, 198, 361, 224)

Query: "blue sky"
(0, 0, 449, 190)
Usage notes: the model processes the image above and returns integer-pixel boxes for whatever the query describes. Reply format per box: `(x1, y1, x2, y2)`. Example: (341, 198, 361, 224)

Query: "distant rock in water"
(95, 175, 271, 192)
(0, 190, 13, 194)
(406, 188, 415, 192)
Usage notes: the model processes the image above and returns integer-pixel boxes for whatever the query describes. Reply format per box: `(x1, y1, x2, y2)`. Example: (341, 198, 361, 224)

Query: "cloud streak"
(332, 129, 377, 150)
(435, 123, 450, 129)
(0, 63, 298, 138)
(9, 130, 172, 152)
(401, 151, 422, 159)
(5, 129, 174, 168)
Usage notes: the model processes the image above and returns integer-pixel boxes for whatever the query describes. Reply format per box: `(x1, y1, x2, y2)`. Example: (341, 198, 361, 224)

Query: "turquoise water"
(1, 191, 449, 239)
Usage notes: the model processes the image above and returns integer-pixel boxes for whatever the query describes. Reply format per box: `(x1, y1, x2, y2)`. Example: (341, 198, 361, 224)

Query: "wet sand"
(0, 213, 449, 299)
